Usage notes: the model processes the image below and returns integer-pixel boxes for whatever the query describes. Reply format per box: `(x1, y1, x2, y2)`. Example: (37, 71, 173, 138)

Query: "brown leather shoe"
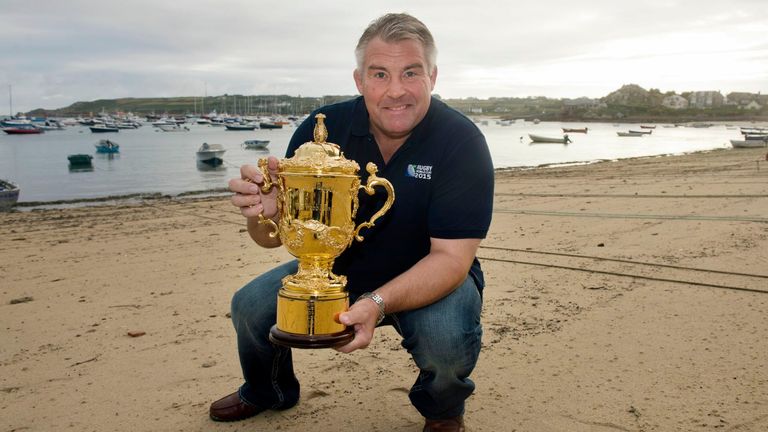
(209, 391, 265, 422)
(423, 416, 465, 432)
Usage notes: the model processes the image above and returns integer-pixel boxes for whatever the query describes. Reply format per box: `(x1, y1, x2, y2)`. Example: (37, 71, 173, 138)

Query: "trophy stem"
(287, 258, 346, 293)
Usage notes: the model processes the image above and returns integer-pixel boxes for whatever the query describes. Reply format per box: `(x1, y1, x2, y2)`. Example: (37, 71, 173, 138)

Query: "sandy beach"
(2, 147, 767, 432)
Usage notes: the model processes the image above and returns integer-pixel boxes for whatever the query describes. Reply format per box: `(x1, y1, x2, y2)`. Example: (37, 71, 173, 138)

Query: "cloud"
(1, 0, 767, 111)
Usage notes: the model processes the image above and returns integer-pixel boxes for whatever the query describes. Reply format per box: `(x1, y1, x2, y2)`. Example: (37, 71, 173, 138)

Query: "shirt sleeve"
(428, 130, 494, 239)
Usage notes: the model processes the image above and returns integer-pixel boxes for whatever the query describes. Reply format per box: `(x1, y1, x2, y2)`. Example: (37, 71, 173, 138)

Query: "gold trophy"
(256, 113, 395, 348)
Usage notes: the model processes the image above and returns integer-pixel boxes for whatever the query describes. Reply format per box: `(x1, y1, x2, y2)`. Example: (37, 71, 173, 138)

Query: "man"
(215, 13, 494, 432)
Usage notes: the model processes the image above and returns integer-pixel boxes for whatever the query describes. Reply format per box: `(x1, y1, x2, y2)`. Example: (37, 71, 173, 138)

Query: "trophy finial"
(313, 113, 328, 144)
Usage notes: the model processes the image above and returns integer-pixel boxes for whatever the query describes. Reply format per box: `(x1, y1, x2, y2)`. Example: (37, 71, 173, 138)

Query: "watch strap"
(357, 292, 386, 325)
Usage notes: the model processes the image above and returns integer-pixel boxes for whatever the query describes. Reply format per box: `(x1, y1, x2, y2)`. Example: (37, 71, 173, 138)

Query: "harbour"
(0, 119, 758, 205)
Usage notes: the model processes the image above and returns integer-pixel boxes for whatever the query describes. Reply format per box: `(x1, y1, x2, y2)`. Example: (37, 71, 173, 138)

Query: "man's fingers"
(240, 204, 263, 218)
(334, 324, 370, 353)
(264, 156, 280, 181)
(231, 192, 260, 208)
(239, 164, 265, 184)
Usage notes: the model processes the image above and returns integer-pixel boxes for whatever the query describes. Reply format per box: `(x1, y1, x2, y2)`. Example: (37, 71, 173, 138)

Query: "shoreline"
(2, 147, 767, 431)
(12, 188, 232, 211)
(10, 147, 758, 211)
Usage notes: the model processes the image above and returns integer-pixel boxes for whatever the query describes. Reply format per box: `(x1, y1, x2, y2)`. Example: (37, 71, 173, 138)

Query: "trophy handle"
(353, 162, 395, 241)
(254, 158, 279, 238)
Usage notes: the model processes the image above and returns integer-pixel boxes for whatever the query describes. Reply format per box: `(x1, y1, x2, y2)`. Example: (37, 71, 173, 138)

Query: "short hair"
(355, 13, 437, 73)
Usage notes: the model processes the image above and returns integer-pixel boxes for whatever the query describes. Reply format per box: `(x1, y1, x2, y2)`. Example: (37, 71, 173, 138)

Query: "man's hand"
(229, 157, 279, 219)
(334, 297, 381, 354)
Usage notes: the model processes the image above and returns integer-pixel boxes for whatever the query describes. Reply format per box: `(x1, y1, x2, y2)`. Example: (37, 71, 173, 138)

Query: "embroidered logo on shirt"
(406, 164, 432, 180)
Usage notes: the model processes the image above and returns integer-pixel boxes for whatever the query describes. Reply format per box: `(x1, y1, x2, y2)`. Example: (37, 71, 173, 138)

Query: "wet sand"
(2, 147, 767, 431)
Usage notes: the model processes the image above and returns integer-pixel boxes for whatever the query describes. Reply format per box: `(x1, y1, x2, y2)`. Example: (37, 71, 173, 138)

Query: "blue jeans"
(230, 260, 483, 419)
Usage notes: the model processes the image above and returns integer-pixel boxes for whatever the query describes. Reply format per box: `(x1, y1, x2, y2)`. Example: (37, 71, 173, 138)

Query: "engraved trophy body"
(257, 114, 394, 348)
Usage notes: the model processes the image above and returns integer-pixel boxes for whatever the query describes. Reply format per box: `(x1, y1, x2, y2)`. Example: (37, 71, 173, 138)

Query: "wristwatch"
(357, 292, 386, 325)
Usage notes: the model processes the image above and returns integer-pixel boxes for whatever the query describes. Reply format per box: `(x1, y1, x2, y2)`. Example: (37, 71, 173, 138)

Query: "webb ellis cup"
(256, 114, 395, 348)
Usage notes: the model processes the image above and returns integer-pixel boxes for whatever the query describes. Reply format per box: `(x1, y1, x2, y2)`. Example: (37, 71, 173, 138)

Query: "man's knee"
(230, 260, 297, 323)
(420, 323, 481, 370)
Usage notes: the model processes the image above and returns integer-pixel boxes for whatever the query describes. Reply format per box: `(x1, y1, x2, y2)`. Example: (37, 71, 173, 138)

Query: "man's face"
(354, 37, 437, 144)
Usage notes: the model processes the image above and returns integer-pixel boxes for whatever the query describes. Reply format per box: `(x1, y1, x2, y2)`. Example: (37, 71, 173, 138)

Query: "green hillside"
(24, 86, 768, 122)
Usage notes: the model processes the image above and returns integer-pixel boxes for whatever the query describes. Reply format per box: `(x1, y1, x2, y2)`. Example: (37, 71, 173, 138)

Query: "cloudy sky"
(2, 0, 767, 112)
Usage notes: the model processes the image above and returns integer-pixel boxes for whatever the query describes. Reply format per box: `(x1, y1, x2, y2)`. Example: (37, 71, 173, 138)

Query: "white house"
(662, 95, 689, 109)
(689, 91, 725, 108)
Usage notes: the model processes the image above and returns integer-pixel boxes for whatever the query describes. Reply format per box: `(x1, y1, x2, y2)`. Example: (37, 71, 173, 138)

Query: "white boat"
(0, 179, 20, 211)
(197, 143, 226, 165)
(38, 119, 64, 130)
(151, 118, 176, 126)
(730, 139, 767, 148)
(90, 124, 119, 133)
(157, 124, 189, 132)
(529, 133, 571, 144)
(243, 139, 270, 150)
(744, 134, 768, 141)
(226, 123, 258, 131)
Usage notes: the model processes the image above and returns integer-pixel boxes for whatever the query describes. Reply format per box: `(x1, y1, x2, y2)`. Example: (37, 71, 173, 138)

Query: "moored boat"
(562, 127, 588, 133)
(157, 124, 189, 132)
(617, 131, 644, 137)
(529, 134, 571, 144)
(730, 139, 767, 148)
(196, 143, 226, 165)
(225, 123, 258, 131)
(94, 139, 120, 153)
(744, 134, 768, 141)
(740, 127, 768, 135)
(0, 179, 20, 211)
(90, 125, 119, 133)
(629, 129, 652, 135)
(243, 139, 270, 150)
(68, 154, 93, 166)
(640, 125, 656, 129)
(259, 122, 282, 130)
(3, 126, 43, 134)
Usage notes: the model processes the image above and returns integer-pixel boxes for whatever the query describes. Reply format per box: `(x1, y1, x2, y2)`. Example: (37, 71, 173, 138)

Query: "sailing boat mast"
(8, 84, 12, 117)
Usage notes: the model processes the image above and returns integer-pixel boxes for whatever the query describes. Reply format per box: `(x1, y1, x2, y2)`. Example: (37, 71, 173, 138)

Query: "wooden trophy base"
(269, 325, 354, 349)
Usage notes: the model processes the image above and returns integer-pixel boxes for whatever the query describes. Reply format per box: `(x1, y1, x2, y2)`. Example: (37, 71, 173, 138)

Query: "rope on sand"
(495, 193, 768, 199)
(477, 255, 768, 295)
(479, 246, 768, 279)
(493, 208, 768, 223)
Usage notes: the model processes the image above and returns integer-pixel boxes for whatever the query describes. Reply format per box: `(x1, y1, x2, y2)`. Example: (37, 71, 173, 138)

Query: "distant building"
(688, 91, 724, 108)
(661, 95, 689, 109)
(744, 101, 762, 110)
(726, 92, 755, 105)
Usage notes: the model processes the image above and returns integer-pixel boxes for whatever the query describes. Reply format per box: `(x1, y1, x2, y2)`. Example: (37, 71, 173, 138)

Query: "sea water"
(0, 120, 745, 203)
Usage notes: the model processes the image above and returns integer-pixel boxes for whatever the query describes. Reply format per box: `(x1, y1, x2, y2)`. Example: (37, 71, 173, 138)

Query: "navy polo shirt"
(286, 96, 494, 295)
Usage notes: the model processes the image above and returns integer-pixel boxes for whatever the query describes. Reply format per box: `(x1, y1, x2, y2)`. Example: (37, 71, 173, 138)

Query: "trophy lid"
(281, 114, 360, 175)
